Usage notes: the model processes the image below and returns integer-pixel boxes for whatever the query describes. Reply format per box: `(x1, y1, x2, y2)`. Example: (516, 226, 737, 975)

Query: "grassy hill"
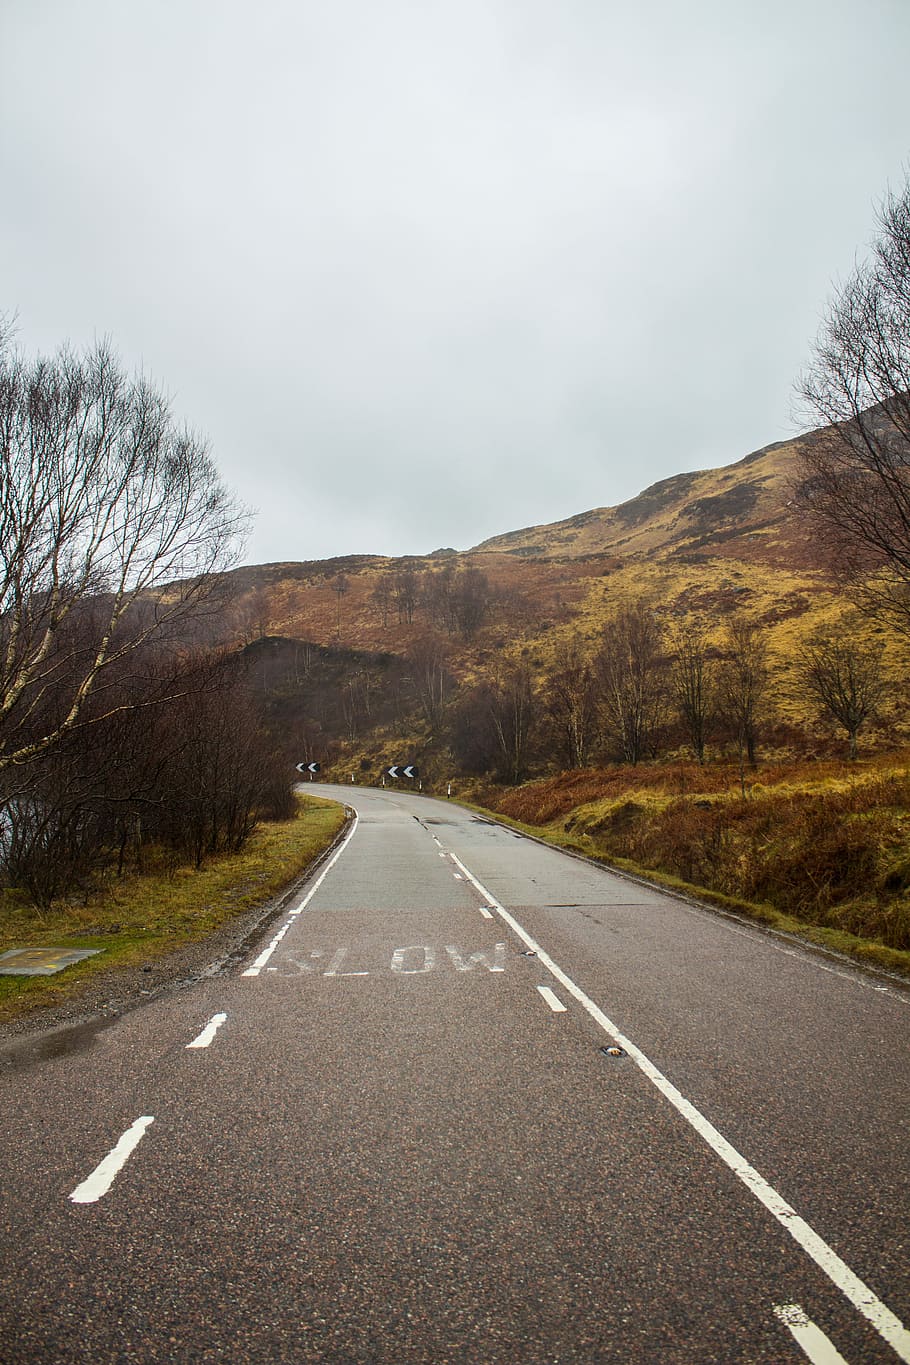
(221, 429, 842, 670)
(213, 428, 884, 778)
(472, 435, 816, 567)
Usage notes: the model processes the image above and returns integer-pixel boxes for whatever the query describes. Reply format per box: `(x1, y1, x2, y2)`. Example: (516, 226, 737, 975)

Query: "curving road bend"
(0, 783, 908, 1363)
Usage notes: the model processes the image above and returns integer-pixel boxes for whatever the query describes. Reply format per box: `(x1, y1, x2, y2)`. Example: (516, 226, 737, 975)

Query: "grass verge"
(0, 794, 347, 1024)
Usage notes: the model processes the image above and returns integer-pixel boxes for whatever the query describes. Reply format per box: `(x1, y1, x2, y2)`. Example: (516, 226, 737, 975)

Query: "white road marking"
(453, 872, 464, 880)
(390, 945, 437, 974)
(478, 905, 494, 919)
(323, 948, 369, 977)
(243, 813, 359, 976)
(447, 850, 910, 1364)
(445, 943, 506, 972)
(537, 985, 567, 1012)
(773, 1304, 850, 1364)
(69, 1117, 154, 1205)
(186, 1012, 227, 1049)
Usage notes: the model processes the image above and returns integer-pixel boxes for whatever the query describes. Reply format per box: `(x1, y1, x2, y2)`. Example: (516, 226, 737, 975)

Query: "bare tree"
(423, 563, 455, 631)
(669, 625, 715, 763)
(450, 683, 501, 774)
(0, 331, 246, 772)
(796, 632, 886, 759)
(371, 575, 393, 629)
(406, 634, 451, 731)
(452, 567, 491, 640)
(796, 177, 910, 632)
(595, 602, 666, 764)
(0, 648, 290, 903)
(423, 563, 490, 639)
(331, 573, 350, 637)
(393, 565, 419, 625)
(717, 617, 768, 786)
(543, 638, 598, 768)
(487, 661, 537, 784)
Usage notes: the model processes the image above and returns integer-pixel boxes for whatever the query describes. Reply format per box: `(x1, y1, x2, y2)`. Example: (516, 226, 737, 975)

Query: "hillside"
(472, 434, 817, 568)
(217, 428, 839, 672)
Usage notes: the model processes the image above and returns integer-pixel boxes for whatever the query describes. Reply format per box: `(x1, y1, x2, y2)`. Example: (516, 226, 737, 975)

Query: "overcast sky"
(2, 1, 909, 565)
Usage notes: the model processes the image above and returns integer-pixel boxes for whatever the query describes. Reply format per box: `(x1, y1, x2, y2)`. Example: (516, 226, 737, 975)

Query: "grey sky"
(2, 1, 909, 565)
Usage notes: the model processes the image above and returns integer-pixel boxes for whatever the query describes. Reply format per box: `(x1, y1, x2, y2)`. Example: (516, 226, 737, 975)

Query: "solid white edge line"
(773, 1303, 851, 1365)
(448, 850, 910, 1364)
(69, 1116, 154, 1204)
(537, 985, 567, 1013)
(186, 1012, 228, 1049)
(242, 813, 360, 976)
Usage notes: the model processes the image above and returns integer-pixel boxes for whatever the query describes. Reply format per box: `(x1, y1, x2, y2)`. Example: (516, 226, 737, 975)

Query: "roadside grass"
(460, 758, 910, 980)
(0, 794, 347, 1023)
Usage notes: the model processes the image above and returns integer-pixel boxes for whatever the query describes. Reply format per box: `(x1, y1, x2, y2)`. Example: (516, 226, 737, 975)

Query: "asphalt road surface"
(1, 784, 908, 1364)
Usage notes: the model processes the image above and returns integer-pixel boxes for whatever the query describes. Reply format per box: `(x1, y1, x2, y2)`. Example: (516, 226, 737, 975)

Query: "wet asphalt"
(0, 784, 907, 1364)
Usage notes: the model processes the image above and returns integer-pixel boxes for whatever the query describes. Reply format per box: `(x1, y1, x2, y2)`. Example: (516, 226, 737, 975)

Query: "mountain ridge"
(468, 432, 816, 568)
(210, 425, 842, 671)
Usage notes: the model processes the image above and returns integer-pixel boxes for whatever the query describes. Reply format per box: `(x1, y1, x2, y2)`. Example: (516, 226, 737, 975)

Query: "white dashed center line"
(773, 1303, 850, 1364)
(186, 1012, 227, 1049)
(536, 985, 567, 1012)
(69, 1116, 154, 1205)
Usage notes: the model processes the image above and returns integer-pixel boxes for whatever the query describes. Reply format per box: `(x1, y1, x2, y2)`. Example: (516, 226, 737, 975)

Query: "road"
(0, 783, 908, 1363)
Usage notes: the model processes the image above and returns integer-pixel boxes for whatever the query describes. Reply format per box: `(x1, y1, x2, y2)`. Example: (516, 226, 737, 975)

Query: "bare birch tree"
(0, 331, 247, 772)
(669, 625, 715, 763)
(717, 617, 768, 786)
(406, 633, 451, 731)
(331, 573, 350, 637)
(595, 603, 666, 764)
(544, 638, 598, 769)
(487, 662, 536, 784)
(797, 178, 910, 632)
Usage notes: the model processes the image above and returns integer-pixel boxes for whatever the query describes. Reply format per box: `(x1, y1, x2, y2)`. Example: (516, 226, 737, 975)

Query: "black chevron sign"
(296, 762, 321, 774)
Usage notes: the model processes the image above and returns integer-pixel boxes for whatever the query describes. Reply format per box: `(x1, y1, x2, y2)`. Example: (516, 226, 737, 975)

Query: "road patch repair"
(0, 947, 102, 976)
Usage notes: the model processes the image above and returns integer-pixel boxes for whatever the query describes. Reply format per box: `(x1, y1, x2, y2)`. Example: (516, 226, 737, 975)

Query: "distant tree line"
(366, 562, 501, 639)
(445, 603, 888, 785)
(243, 597, 890, 794)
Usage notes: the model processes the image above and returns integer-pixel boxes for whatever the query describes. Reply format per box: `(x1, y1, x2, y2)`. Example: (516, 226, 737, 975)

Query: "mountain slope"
(471, 434, 818, 569)
(211, 426, 847, 678)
